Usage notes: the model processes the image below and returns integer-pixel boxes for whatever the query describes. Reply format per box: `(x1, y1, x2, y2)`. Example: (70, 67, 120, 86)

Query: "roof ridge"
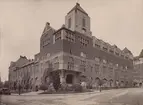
(139, 49, 143, 57)
(67, 3, 88, 15)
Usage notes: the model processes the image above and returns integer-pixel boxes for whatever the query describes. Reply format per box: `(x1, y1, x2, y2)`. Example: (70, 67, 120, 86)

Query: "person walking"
(98, 80, 102, 92)
(99, 85, 102, 92)
(18, 84, 22, 95)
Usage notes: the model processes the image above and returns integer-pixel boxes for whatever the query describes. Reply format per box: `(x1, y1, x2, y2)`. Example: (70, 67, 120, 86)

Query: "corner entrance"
(66, 74, 73, 84)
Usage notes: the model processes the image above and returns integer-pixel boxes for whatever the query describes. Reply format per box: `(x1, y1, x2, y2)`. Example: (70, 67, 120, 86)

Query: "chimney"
(76, 3, 80, 6)
(62, 24, 65, 28)
(46, 22, 50, 26)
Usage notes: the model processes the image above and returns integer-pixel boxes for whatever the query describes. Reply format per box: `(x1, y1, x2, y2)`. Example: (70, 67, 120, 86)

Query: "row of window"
(53, 29, 89, 46)
(68, 17, 86, 29)
(80, 64, 126, 74)
(94, 43, 129, 60)
(80, 51, 129, 69)
(14, 64, 39, 79)
(80, 58, 128, 69)
(65, 31, 75, 42)
(42, 38, 50, 48)
(78, 36, 89, 47)
(55, 31, 61, 41)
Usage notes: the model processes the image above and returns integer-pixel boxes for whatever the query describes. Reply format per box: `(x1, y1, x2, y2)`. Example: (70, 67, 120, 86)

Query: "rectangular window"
(115, 52, 119, 56)
(65, 31, 75, 42)
(95, 64, 99, 73)
(54, 62, 59, 70)
(82, 18, 86, 27)
(68, 18, 71, 28)
(121, 54, 124, 57)
(55, 32, 61, 42)
(91, 66, 93, 72)
(109, 50, 114, 53)
(95, 44, 100, 48)
(103, 47, 108, 51)
(67, 62, 74, 70)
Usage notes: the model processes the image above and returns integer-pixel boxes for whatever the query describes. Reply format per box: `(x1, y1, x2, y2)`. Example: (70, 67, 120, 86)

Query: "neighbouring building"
(133, 49, 143, 87)
(9, 3, 134, 91)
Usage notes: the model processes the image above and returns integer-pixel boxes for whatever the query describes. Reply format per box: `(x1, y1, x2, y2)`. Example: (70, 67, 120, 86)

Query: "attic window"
(115, 52, 119, 56)
(109, 50, 114, 53)
(103, 47, 108, 51)
(121, 54, 124, 57)
(95, 44, 100, 48)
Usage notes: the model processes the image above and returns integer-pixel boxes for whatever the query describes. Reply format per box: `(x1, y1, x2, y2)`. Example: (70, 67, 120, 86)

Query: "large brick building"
(9, 3, 134, 90)
(133, 50, 143, 87)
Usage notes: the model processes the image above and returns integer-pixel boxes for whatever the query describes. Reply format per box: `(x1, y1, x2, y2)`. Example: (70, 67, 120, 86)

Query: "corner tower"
(65, 3, 92, 36)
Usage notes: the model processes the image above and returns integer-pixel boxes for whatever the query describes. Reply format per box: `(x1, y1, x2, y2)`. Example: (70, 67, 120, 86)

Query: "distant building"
(133, 49, 143, 87)
(9, 3, 134, 90)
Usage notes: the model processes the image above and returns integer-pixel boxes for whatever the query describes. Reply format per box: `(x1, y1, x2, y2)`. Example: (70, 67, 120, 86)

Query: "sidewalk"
(11, 88, 123, 96)
(11, 90, 43, 96)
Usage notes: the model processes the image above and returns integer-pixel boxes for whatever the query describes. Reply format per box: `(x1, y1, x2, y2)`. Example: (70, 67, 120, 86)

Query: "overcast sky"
(0, 0, 143, 81)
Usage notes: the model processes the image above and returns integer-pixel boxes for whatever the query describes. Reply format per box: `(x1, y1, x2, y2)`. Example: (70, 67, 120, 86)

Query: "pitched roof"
(122, 47, 132, 55)
(42, 22, 55, 35)
(133, 56, 139, 60)
(139, 49, 143, 58)
(67, 3, 88, 15)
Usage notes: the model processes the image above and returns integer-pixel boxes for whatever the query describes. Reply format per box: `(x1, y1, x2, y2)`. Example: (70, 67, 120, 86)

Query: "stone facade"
(133, 50, 143, 87)
(9, 3, 134, 90)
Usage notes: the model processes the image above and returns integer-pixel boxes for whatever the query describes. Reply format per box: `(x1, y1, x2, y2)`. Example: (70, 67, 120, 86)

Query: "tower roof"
(67, 3, 88, 15)
(139, 49, 143, 58)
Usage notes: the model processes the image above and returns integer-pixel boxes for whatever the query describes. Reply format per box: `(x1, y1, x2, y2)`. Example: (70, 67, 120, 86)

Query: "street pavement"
(1, 88, 143, 105)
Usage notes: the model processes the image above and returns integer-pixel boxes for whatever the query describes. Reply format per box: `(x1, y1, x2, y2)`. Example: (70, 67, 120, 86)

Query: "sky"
(0, 0, 143, 81)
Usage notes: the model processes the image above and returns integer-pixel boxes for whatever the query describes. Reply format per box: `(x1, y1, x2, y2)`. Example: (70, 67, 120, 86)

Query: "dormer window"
(109, 50, 114, 53)
(82, 28, 86, 34)
(115, 52, 119, 56)
(103, 47, 108, 51)
(95, 44, 100, 48)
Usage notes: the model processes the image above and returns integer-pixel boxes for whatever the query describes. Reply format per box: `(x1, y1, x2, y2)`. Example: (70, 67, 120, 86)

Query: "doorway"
(66, 74, 73, 84)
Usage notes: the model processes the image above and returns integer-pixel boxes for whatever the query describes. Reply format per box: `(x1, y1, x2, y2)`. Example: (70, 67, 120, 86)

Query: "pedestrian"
(99, 85, 102, 92)
(98, 80, 102, 92)
(18, 84, 22, 95)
